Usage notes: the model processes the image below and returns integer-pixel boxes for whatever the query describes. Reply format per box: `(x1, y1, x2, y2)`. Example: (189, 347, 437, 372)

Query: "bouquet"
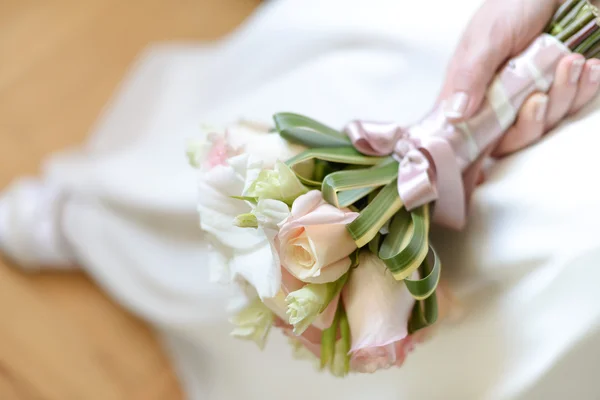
(191, 0, 599, 377)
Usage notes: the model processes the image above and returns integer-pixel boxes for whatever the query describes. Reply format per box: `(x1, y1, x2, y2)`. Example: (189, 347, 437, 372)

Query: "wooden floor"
(0, 1, 259, 399)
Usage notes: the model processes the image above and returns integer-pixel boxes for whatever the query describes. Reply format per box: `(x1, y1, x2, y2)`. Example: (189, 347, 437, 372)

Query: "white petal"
(230, 242, 282, 299)
(254, 199, 290, 230)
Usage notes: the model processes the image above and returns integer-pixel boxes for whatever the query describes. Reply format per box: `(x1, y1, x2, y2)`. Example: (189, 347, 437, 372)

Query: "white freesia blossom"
(253, 199, 290, 229)
(234, 198, 291, 233)
(262, 290, 289, 321)
(198, 154, 280, 298)
(286, 283, 330, 335)
(195, 121, 311, 302)
(244, 161, 307, 203)
(230, 298, 274, 349)
(227, 277, 259, 314)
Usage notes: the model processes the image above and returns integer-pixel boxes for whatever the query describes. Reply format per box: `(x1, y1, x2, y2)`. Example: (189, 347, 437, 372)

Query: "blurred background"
(0, 1, 259, 398)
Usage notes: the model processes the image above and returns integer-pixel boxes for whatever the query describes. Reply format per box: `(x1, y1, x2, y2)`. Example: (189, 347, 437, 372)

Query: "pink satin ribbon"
(344, 34, 571, 230)
(345, 118, 466, 229)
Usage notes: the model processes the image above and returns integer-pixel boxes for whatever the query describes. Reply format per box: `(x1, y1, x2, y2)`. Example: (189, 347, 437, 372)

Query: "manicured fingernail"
(444, 92, 469, 119)
(570, 59, 585, 84)
(534, 96, 549, 122)
(590, 64, 600, 84)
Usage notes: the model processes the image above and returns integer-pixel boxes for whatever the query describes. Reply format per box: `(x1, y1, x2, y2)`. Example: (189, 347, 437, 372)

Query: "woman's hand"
(438, 0, 600, 157)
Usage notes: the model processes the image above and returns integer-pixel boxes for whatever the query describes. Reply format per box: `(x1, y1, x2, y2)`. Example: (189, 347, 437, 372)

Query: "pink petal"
(343, 253, 416, 352)
(204, 137, 230, 169)
(275, 317, 323, 358)
(281, 267, 305, 294)
(296, 256, 351, 284)
(289, 190, 324, 220)
(292, 204, 358, 227)
(304, 223, 357, 268)
(350, 343, 397, 373)
(312, 291, 341, 331)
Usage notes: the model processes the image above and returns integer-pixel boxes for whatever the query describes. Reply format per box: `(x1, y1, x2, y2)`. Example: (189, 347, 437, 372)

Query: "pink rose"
(349, 337, 415, 373)
(277, 191, 359, 284)
(342, 251, 417, 373)
(271, 250, 457, 374)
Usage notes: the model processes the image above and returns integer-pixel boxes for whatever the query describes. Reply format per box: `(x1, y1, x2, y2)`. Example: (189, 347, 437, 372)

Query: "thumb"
(441, 43, 507, 122)
(438, 0, 558, 121)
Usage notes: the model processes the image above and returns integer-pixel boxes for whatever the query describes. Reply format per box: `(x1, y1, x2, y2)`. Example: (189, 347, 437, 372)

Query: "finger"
(437, 0, 559, 123)
(545, 54, 585, 129)
(463, 144, 494, 197)
(441, 45, 508, 122)
(492, 93, 549, 157)
(570, 59, 600, 114)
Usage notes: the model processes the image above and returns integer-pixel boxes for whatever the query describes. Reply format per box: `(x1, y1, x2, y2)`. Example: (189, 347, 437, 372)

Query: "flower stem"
(547, 0, 582, 33)
(574, 27, 600, 54)
(556, 10, 596, 42)
(584, 40, 600, 58)
(564, 19, 599, 49)
(339, 310, 351, 375)
(552, 0, 588, 36)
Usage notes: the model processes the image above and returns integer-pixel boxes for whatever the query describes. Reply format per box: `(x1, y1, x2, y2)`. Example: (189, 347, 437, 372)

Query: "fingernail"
(590, 64, 600, 84)
(444, 92, 469, 119)
(570, 59, 585, 84)
(534, 96, 549, 122)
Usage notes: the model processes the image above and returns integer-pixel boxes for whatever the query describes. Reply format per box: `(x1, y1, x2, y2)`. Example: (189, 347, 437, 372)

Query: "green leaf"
(408, 291, 438, 334)
(368, 233, 382, 254)
(349, 249, 361, 269)
(321, 159, 398, 208)
(274, 112, 352, 148)
(406, 243, 439, 334)
(346, 181, 404, 248)
(379, 205, 430, 281)
(337, 187, 376, 209)
(286, 147, 387, 186)
(230, 195, 258, 205)
(313, 159, 334, 182)
(404, 245, 441, 300)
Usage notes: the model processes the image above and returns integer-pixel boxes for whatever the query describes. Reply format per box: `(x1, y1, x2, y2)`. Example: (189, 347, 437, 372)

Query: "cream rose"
(277, 190, 359, 284)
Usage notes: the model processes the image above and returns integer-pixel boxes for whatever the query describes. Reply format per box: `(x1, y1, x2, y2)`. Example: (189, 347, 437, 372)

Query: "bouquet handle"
(362, 34, 573, 229)
(426, 34, 573, 172)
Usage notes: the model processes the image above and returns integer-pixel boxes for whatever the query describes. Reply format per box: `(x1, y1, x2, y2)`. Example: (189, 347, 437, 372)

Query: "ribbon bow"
(341, 34, 571, 230)
(345, 120, 467, 230)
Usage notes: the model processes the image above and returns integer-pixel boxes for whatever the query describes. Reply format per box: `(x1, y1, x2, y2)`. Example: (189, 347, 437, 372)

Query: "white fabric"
(1, 0, 600, 399)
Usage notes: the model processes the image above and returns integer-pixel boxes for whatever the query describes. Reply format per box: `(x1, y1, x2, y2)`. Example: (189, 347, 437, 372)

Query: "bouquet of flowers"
(191, 0, 599, 377)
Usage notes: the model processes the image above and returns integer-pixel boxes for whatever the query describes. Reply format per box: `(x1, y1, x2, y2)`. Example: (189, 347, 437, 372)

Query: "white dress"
(1, 0, 600, 399)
